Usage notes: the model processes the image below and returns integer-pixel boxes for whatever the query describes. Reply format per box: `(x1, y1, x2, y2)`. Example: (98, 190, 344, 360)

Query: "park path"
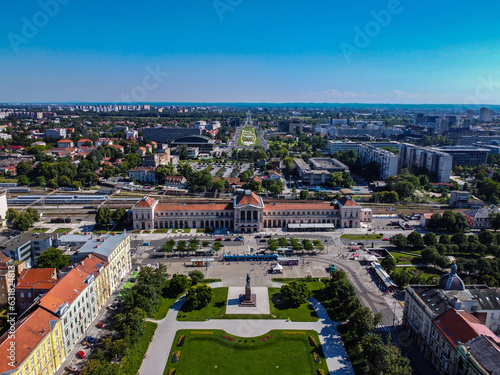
(139, 287, 354, 375)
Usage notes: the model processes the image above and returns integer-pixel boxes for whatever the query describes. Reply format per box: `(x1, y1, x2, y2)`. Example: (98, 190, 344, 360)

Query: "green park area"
(164, 329, 328, 375)
(117, 271, 139, 299)
(238, 126, 260, 146)
(52, 228, 72, 234)
(177, 286, 320, 322)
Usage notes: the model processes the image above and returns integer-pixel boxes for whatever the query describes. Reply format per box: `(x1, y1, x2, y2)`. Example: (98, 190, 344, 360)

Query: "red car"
(382, 237, 390, 241)
(215, 238, 223, 241)
(76, 351, 87, 359)
(96, 322, 105, 329)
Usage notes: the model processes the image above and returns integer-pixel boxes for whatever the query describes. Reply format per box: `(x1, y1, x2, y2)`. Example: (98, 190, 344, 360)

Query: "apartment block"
(15, 268, 58, 313)
(0, 308, 65, 375)
(357, 144, 398, 179)
(399, 143, 452, 183)
(39, 268, 97, 355)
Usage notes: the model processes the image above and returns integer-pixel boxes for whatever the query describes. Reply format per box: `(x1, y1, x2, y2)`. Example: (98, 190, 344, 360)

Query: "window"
(20, 292, 25, 298)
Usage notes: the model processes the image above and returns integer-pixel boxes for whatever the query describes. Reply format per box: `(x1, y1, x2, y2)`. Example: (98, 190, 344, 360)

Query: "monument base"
(239, 294, 257, 307)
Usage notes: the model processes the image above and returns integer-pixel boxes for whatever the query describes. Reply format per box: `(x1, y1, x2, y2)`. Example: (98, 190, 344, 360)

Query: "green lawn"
(238, 126, 260, 147)
(177, 287, 319, 322)
(389, 251, 418, 264)
(52, 228, 72, 234)
(31, 228, 49, 233)
(118, 321, 158, 375)
(163, 330, 328, 375)
(152, 296, 179, 320)
(340, 234, 383, 240)
(154, 229, 170, 233)
(394, 266, 441, 280)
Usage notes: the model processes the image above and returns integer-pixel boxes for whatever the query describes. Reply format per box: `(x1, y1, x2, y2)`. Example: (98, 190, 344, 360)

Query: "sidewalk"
(139, 293, 354, 375)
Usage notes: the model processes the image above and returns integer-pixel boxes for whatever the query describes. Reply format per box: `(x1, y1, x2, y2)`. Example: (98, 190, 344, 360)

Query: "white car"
(349, 242, 357, 246)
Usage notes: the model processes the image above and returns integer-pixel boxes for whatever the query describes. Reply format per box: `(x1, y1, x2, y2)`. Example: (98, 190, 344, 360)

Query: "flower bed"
(282, 331, 306, 335)
(222, 334, 236, 342)
(259, 335, 273, 342)
(313, 352, 321, 363)
(172, 351, 181, 363)
(308, 336, 317, 347)
(317, 369, 325, 375)
(190, 331, 213, 335)
(168, 369, 176, 375)
(177, 335, 185, 347)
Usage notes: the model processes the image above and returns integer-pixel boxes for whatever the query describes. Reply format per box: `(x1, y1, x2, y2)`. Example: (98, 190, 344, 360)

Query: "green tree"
(299, 190, 309, 200)
(381, 256, 396, 274)
(213, 241, 221, 252)
(489, 212, 500, 231)
(177, 240, 187, 252)
(112, 208, 128, 226)
(345, 307, 382, 340)
(169, 274, 191, 296)
(188, 270, 205, 286)
(155, 164, 175, 184)
(451, 232, 467, 245)
(302, 239, 314, 251)
(188, 238, 200, 252)
(278, 237, 288, 247)
(267, 238, 278, 252)
(390, 234, 407, 250)
(36, 247, 70, 270)
(423, 232, 438, 247)
(6, 208, 19, 225)
(478, 231, 495, 246)
(290, 238, 302, 251)
(186, 284, 213, 309)
(407, 231, 424, 249)
(161, 239, 176, 254)
(96, 207, 113, 227)
(313, 239, 324, 251)
(280, 281, 311, 307)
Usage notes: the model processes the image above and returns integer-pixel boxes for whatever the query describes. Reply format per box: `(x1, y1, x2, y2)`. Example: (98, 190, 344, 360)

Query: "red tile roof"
(236, 191, 262, 206)
(16, 268, 57, 290)
(0, 308, 59, 373)
(435, 309, 500, 348)
(38, 269, 91, 313)
(134, 196, 156, 208)
(337, 197, 360, 207)
(76, 255, 108, 278)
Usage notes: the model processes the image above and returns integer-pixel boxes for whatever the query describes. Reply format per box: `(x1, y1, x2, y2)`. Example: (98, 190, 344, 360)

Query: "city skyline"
(1, 0, 500, 104)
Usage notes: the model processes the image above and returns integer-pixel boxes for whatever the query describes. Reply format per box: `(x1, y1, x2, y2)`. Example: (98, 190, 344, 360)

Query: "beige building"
(132, 191, 365, 232)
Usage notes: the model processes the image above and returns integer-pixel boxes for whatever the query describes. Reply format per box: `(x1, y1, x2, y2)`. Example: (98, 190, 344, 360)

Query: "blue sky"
(1, 0, 500, 103)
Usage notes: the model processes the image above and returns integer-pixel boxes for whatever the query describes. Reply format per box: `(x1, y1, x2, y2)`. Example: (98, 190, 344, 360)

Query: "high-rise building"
(399, 143, 452, 183)
(466, 109, 474, 119)
(479, 107, 493, 122)
(357, 144, 399, 179)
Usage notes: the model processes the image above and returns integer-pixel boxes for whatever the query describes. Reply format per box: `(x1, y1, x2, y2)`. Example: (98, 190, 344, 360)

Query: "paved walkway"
(139, 290, 354, 375)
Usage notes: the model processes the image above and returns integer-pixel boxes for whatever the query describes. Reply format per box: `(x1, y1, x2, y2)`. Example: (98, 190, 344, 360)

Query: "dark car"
(82, 336, 95, 344)
(264, 235, 272, 238)
(129, 278, 136, 283)
(224, 238, 232, 241)
(259, 239, 267, 243)
(255, 235, 262, 239)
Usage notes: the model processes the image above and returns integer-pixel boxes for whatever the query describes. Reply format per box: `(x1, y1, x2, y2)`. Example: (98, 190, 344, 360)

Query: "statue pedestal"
(239, 285, 256, 307)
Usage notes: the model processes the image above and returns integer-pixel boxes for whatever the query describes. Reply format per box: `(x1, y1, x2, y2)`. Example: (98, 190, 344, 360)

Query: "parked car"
(224, 238, 232, 241)
(96, 322, 105, 329)
(65, 365, 78, 373)
(234, 237, 243, 241)
(129, 278, 136, 283)
(349, 242, 357, 246)
(76, 351, 87, 359)
(382, 237, 390, 241)
(143, 242, 151, 246)
(255, 235, 262, 239)
(215, 238, 223, 241)
(82, 336, 95, 344)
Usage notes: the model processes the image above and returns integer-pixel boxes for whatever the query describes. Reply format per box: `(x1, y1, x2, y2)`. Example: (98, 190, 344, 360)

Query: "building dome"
(438, 263, 465, 291)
